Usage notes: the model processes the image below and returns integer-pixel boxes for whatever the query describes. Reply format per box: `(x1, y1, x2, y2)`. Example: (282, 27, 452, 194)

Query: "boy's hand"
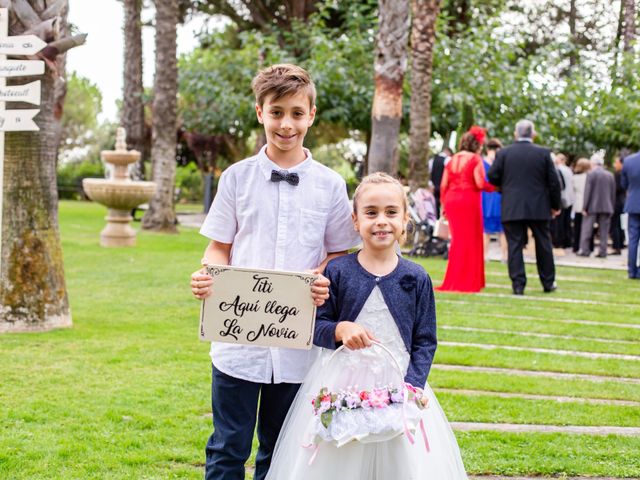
(191, 268, 214, 300)
(335, 322, 377, 350)
(308, 269, 330, 307)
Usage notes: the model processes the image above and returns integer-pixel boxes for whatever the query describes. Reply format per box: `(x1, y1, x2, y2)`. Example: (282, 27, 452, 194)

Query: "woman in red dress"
(437, 127, 495, 293)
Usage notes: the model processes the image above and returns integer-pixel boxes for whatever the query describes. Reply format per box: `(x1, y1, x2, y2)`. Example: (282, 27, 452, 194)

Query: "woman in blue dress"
(482, 138, 507, 262)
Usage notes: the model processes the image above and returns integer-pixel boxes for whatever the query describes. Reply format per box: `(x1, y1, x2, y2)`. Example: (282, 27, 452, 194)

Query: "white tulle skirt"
(266, 347, 468, 480)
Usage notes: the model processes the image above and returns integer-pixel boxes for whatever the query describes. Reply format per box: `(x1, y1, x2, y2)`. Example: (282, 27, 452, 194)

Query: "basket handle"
(326, 340, 406, 384)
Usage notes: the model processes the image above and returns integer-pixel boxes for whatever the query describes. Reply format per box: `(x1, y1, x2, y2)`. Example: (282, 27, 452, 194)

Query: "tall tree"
(408, 0, 440, 191)
(191, 0, 319, 31)
(623, 0, 636, 51)
(0, 0, 85, 332)
(142, 0, 179, 232)
(368, 0, 410, 175)
(121, 0, 146, 180)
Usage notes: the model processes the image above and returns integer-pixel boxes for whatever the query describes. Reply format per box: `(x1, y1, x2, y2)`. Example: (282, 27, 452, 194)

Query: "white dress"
(266, 287, 468, 480)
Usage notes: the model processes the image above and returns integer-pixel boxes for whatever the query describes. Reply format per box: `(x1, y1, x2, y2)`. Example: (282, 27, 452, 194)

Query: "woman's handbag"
(434, 216, 450, 240)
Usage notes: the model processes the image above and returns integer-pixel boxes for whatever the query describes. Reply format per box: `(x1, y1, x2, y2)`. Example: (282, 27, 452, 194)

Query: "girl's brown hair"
(352, 172, 410, 243)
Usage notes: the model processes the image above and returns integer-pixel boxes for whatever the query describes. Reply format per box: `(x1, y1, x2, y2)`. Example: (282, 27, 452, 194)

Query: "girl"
(267, 172, 468, 479)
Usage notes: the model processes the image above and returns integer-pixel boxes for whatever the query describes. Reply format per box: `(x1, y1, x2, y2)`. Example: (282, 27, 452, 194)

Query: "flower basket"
(308, 341, 429, 448)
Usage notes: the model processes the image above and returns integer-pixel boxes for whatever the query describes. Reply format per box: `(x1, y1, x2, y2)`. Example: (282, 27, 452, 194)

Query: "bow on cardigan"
(271, 170, 300, 186)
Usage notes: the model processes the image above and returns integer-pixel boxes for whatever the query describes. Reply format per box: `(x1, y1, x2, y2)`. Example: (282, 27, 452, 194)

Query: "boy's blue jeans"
(205, 365, 300, 480)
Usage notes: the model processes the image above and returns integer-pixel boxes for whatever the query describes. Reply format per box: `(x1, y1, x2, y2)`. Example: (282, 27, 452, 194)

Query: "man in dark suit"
(621, 150, 640, 279)
(578, 153, 616, 258)
(488, 120, 561, 295)
(430, 146, 452, 217)
(610, 155, 627, 255)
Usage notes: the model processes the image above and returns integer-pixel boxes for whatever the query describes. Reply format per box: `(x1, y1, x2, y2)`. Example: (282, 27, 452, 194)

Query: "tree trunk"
(623, 0, 636, 51)
(142, 0, 178, 232)
(568, 0, 578, 68)
(408, 0, 440, 191)
(368, 0, 410, 175)
(122, 0, 146, 180)
(1, 0, 85, 332)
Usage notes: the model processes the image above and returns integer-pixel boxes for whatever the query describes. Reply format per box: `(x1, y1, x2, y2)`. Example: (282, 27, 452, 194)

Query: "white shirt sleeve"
(324, 181, 361, 252)
(199, 169, 237, 243)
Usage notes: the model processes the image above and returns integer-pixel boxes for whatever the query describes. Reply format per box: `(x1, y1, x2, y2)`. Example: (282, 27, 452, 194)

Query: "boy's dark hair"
(251, 64, 316, 108)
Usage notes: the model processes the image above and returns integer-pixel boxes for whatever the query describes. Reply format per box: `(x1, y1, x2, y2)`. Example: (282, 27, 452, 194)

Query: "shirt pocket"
(298, 208, 327, 248)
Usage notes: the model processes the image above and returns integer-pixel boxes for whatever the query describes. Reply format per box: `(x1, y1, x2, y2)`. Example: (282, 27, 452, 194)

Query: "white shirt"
(200, 145, 361, 383)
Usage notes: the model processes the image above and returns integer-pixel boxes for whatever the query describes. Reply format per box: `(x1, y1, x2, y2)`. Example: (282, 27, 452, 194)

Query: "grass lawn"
(1, 200, 638, 478)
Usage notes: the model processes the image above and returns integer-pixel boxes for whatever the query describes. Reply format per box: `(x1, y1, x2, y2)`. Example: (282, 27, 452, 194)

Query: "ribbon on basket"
(303, 341, 430, 465)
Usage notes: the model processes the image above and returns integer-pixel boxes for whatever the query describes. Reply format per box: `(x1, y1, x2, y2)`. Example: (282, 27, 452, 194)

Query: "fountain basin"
(100, 150, 141, 166)
(82, 179, 156, 210)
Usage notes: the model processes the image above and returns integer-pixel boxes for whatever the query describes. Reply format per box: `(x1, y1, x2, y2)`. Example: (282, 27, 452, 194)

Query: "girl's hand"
(308, 269, 330, 306)
(191, 268, 213, 299)
(335, 322, 377, 350)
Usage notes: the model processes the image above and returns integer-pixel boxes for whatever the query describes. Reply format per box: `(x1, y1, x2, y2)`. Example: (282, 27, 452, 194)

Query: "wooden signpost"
(0, 8, 44, 275)
(200, 265, 318, 350)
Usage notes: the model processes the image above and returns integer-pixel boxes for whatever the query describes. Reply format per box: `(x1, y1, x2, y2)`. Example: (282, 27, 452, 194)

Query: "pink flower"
(390, 390, 404, 404)
(359, 391, 369, 401)
(369, 389, 390, 408)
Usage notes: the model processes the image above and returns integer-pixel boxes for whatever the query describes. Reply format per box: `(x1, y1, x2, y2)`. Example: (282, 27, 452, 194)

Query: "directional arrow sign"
(0, 35, 47, 55)
(0, 81, 40, 105)
(0, 109, 39, 131)
(0, 60, 44, 77)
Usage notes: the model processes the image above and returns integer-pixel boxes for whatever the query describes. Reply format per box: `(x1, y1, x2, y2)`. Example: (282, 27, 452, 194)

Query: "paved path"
(432, 364, 640, 384)
(470, 477, 636, 480)
(441, 341, 640, 361)
(440, 325, 639, 345)
(451, 422, 640, 436)
(435, 388, 640, 407)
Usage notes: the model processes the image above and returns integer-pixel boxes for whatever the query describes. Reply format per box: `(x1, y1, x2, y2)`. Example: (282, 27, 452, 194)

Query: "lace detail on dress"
(352, 287, 410, 375)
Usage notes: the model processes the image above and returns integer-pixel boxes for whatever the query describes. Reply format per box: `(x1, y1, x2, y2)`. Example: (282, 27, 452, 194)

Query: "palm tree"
(1, 1, 85, 332)
(121, 0, 146, 180)
(368, 0, 410, 175)
(142, 0, 178, 232)
(408, 0, 440, 191)
(623, 0, 636, 51)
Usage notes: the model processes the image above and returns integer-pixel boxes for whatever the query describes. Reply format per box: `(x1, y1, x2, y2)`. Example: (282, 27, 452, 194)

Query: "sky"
(67, 0, 205, 122)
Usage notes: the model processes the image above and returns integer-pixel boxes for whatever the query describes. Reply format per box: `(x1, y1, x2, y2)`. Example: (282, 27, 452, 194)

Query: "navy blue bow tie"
(270, 170, 300, 186)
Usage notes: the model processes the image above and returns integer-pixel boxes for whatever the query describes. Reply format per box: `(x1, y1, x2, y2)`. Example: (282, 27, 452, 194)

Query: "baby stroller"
(407, 188, 448, 258)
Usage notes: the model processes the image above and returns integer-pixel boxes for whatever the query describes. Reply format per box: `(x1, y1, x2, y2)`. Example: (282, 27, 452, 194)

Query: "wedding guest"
(577, 152, 616, 258)
(621, 148, 640, 279)
(437, 126, 495, 293)
(571, 158, 592, 253)
(610, 155, 626, 255)
(551, 153, 574, 248)
(431, 146, 453, 217)
(482, 138, 507, 262)
(488, 119, 561, 295)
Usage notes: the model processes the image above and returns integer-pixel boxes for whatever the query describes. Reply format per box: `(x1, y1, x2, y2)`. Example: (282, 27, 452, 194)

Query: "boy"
(190, 64, 360, 480)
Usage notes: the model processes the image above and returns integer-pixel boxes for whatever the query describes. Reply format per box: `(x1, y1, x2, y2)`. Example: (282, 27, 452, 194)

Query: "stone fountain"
(82, 128, 156, 247)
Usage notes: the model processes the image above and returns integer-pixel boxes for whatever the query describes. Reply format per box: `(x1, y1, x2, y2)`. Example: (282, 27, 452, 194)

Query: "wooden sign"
(200, 265, 318, 350)
(0, 60, 44, 77)
(0, 35, 47, 55)
(0, 80, 40, 105)
(0, 109, 39, 131)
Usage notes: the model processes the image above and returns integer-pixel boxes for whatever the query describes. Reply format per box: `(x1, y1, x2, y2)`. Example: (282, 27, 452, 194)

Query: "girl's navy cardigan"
(314, 253, 437, 388)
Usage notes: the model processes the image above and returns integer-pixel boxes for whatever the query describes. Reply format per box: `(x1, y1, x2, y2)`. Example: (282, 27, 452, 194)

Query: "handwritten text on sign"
(199, 265, 317, 349)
